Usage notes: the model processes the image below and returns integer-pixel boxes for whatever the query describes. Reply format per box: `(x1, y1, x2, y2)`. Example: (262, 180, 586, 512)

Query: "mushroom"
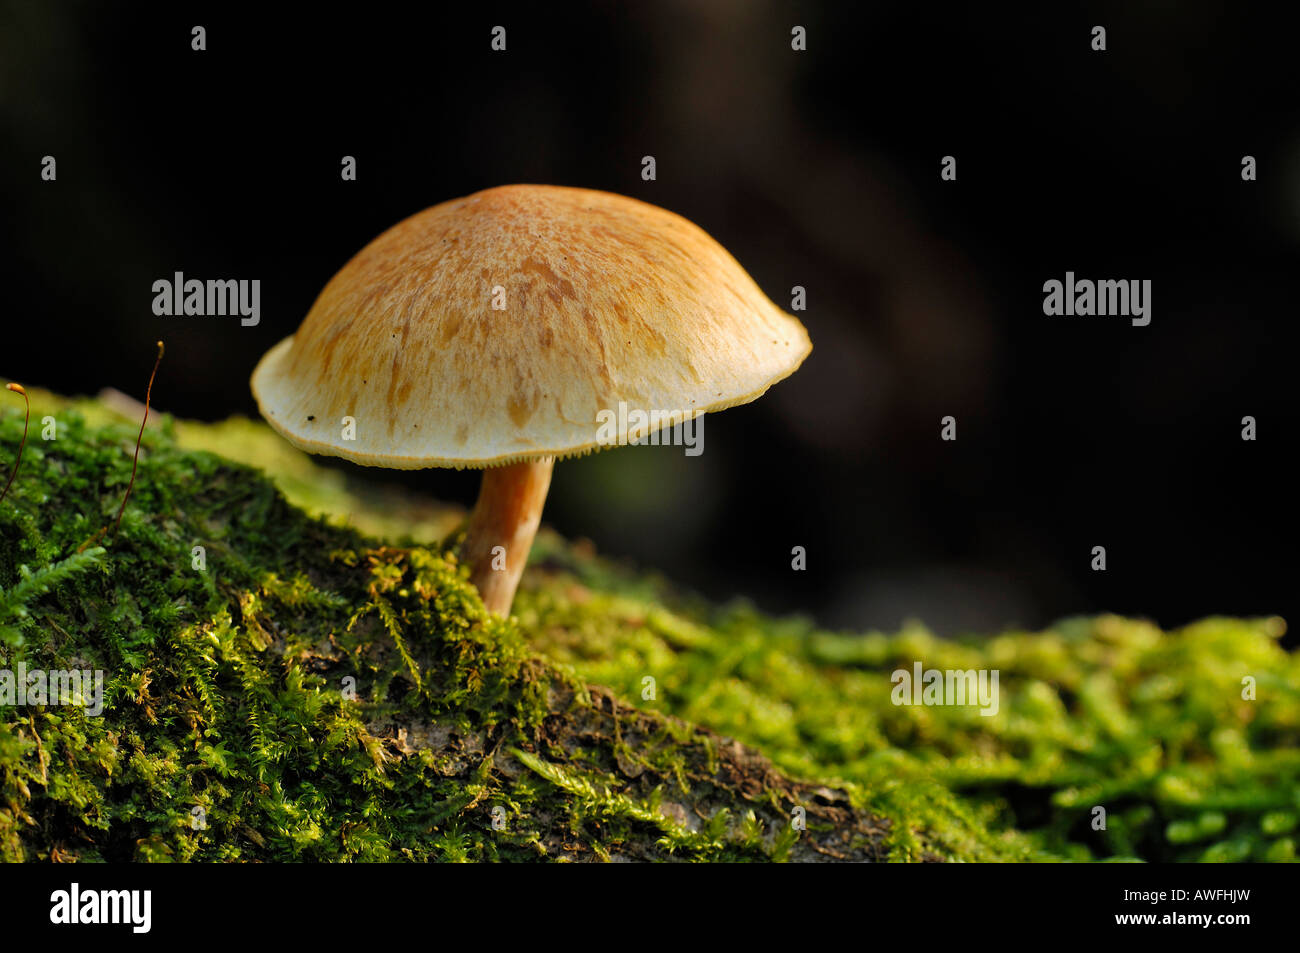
(250, 185, 811, 615)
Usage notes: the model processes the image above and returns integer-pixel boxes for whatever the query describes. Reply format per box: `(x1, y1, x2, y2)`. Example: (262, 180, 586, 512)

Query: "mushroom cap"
(250, 184, 811, 469)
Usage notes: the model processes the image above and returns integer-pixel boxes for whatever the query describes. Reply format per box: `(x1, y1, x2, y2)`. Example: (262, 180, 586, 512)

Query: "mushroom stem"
(462, 457, 554, 615)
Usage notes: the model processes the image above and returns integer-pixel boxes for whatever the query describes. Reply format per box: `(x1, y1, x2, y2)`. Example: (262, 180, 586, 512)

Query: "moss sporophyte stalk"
(0, 384, 28, 507)
(0, 391, 1296, 861)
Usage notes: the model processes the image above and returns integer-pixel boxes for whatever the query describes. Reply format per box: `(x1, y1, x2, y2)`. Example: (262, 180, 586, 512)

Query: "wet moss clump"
(1, 392, 1296, 862)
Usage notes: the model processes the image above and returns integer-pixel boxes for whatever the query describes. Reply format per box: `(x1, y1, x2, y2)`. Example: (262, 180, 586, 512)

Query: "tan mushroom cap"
(251, 184, 811, 469)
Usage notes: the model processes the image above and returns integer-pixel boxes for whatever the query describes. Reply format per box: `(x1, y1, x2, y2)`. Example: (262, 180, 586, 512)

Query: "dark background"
(2, 1, 1295, 637)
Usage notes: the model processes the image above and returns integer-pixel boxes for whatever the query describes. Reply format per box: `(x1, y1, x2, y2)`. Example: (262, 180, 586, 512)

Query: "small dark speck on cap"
(307, 415, 315, 421)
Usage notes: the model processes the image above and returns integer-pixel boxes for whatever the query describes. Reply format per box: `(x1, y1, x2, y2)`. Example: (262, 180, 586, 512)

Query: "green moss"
(515, 564, 1299, 862)
(0, 396, 893, 862)
(1, 392, 1296, 862)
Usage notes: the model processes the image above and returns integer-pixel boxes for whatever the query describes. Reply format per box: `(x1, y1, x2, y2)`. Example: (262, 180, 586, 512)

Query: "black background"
(1, 2, 1295, 638)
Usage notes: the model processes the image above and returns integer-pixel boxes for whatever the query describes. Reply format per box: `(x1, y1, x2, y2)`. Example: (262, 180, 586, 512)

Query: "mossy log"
(1, 391, 1297, 862)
